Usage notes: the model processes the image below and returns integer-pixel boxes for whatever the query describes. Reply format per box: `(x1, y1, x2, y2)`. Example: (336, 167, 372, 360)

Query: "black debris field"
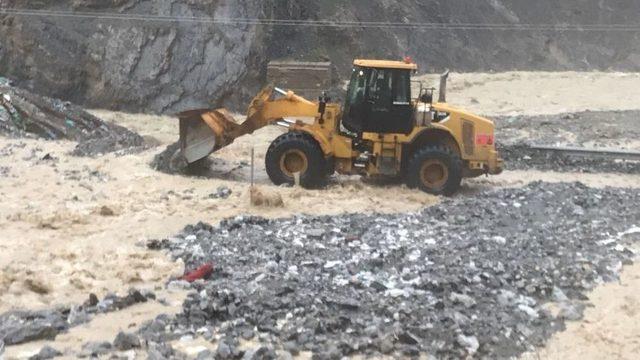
(147, 182, 640, 358)
(499, 143, 640, 174)
(495, 110, 640, 174)
(0, 81, 145, 156)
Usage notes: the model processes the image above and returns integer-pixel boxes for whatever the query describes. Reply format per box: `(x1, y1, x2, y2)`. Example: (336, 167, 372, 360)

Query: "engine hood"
(431, 102, 495, 126)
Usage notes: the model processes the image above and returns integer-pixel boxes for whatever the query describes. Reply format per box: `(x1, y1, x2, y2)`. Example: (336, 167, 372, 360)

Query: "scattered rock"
(450, 292, 477, 308)
(215, 340, 233, 359)
(397, 331, 420, 345)
(242, 346, 276, 360)
(379, 336, 394, 354)
(282, 341, 299, 355)
(551, 287, 569, 302)
(29, 345, 62, 360)
(195, 349, 214, 360)
(210, 186, 232, 199)
(79, 341, 112, 357)
(457, 334, 480, 355)
(113, 331, 141, 351)
(151, 142, 210, 175)
(99, 205, 116, 216)
(306, 228, 325, 238)
(517, 304, 539, 319)
(250, 187, 284, 207)
(23, 278, 51, 295)
(241, 329, 255, 340)
(86, 293, 99, 307)
(167, 280, 192, 291)
(0, 310, 67, 345)
(67, 306, 90, 326)
(559, 302, 584, 321)
(147, 342, 174, 360)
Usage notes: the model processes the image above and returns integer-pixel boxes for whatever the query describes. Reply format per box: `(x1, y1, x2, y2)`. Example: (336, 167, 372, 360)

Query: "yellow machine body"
(177, 59, 503, 194)
(282, 102, 502, 177)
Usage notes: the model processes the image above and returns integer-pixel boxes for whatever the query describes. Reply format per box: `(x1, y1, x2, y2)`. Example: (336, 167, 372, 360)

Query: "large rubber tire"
(406, 145, 463, 196)
(266, 132, 327, 188)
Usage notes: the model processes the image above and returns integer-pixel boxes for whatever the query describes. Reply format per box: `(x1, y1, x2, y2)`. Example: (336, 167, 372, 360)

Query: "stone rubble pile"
(144, 182, 639, 358)
(0, 80, 145, 156)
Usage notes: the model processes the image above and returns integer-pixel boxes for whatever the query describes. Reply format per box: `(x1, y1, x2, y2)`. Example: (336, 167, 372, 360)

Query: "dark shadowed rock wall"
(1, 0, 639, 113)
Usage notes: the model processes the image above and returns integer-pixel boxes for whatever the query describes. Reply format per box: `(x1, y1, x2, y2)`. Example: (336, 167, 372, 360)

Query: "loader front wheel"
(266, 132, 327, 188)
(407, 146, 462, 196)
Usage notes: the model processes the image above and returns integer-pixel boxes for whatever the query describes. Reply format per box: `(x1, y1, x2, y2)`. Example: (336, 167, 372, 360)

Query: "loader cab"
(342, 60, 417, 135)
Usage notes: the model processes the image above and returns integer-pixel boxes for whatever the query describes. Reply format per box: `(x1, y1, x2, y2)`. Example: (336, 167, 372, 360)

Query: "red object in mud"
(181, 263, 214, 282)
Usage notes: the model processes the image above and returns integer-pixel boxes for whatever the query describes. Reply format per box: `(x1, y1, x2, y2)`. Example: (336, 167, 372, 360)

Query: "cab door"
(364, 68, 414, 134)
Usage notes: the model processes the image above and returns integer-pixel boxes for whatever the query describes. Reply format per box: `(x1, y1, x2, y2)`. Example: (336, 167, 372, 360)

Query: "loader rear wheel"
(407, 146, 462, 196)
(266, 132, 327, 188)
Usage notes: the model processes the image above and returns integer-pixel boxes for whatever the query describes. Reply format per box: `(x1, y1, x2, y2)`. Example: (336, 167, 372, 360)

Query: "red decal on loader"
(476, 134, 494, 145)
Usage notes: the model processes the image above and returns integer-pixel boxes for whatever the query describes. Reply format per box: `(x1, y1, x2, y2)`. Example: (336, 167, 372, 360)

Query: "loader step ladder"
(354, 152, 371, 169)
(378, 138, 399, 175)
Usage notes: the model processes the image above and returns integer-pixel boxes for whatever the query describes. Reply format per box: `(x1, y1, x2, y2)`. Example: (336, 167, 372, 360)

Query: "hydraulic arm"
(178, 86, 319, 163)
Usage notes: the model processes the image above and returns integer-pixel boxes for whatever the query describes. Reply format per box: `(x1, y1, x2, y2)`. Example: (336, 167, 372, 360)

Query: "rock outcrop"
(1, 0, 639, 113)
(0, 0, 271, 112)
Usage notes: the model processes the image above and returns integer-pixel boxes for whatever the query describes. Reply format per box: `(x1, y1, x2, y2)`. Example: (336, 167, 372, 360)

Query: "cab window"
(367, 69, 392, 107)
(344, 68, 368, 111)
(392, 70, 411, 105)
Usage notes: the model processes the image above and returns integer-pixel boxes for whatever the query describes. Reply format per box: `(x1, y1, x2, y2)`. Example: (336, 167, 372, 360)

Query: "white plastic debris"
(324, 260, 342, 269)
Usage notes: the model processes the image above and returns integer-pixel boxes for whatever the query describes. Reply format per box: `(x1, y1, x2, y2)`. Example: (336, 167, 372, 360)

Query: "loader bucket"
(177, 108, 239, 163)
(176, 87, 277, 164)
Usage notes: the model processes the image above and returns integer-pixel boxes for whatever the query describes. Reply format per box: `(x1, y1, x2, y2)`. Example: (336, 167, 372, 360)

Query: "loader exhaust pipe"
(274, 87, 288, 96)
(438, 70, 450, 103)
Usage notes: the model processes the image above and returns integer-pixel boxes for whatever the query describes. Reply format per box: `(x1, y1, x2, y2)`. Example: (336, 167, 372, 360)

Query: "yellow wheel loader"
(177, 59, 503, 195)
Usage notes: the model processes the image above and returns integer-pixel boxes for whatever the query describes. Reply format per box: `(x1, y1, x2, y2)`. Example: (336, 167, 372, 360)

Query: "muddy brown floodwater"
(2, 71, 640, 358)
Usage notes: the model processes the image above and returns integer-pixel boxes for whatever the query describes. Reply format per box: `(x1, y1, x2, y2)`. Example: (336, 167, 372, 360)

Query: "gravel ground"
(499, 143, 640, 174)
(144, 182, 640, 359)
(496, 110, 640, 173)
(496, 110, 640, 148)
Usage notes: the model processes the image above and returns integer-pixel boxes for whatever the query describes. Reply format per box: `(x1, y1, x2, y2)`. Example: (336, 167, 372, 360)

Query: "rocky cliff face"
(0, 0, 273, 112)
(1, 0, 639, 113)
(270, 0, 640, 77)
